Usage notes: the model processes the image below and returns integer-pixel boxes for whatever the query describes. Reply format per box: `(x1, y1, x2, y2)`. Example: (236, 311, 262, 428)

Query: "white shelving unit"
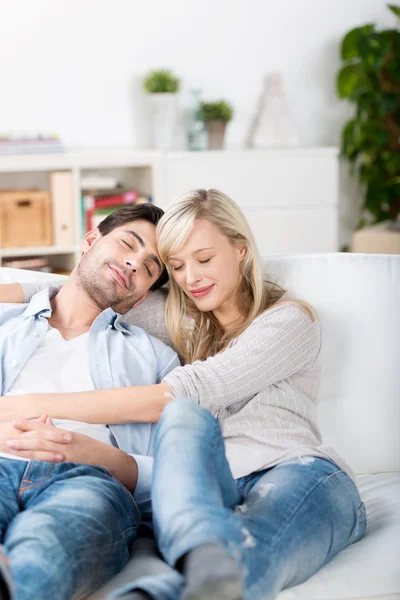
(0, 148, 339, 273)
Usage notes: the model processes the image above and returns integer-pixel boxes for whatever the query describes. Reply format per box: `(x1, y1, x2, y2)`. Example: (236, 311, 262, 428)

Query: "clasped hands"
(0, 415, 97, 463)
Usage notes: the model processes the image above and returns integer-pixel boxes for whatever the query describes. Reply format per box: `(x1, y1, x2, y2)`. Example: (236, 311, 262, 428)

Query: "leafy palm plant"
(337, 4, 400, 226)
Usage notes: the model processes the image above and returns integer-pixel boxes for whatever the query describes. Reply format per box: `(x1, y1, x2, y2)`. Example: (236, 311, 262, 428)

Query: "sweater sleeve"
(22, 282, 63, 303)
(163, 304, 322, 412)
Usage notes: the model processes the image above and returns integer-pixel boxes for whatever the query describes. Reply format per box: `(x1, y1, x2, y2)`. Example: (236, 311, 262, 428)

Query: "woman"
(0, 190, 366, 600)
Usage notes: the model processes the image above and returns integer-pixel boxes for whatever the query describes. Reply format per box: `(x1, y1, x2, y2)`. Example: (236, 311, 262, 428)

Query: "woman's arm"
(0, 283, 25, 303)
(163, 303, 322, 412)
(0, 382, 173, 424)
(0, 305, 320, 425)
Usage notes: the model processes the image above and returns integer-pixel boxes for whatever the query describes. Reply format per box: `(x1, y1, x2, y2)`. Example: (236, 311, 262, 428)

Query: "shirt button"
(11, 360, 18, 368)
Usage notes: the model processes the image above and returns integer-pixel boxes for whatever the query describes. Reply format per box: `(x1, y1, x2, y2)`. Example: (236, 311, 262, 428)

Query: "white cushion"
(277, 472, 400, 600)
(262, 254, 400, 475)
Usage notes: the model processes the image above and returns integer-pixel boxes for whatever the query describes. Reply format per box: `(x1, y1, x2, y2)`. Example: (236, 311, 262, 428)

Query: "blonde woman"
(0, 190, 365, 600)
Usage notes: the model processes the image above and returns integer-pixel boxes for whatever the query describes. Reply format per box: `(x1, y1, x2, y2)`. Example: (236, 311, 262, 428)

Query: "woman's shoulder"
(253, 300, 319, 328)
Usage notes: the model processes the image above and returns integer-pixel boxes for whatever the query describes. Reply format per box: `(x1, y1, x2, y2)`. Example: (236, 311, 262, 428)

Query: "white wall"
(0, 0, 395, 244)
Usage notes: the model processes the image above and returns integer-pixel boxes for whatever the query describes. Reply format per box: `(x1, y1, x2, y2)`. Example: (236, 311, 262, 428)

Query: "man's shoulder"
(0, 302, 28, 321)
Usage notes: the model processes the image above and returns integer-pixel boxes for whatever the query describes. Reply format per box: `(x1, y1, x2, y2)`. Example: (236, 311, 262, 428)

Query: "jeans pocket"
(349, 502, 367, 545)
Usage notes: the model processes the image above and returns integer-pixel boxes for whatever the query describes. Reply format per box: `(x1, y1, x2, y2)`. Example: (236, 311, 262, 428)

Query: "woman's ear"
(238, 243, 247, 262)
(80, 229, 101, 253)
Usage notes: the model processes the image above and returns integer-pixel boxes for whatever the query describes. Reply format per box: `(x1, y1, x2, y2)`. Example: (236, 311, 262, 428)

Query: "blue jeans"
(0, 458, 140, 600)
(113, 398, 366, 600)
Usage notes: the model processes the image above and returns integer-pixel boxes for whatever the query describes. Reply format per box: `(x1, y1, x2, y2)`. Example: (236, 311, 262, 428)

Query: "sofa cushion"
(277, 472, 400, 600)
(87, 472, 400, 600)
(263, 254, 400, 475)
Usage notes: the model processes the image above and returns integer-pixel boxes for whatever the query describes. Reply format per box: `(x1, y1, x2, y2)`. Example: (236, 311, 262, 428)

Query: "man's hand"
(5, 420, 138, 492)
(0, 394, 41, 422)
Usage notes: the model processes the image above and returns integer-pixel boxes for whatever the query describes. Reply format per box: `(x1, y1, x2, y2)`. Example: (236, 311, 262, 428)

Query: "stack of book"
(82, 189, 151, 232)
(0, 134, 63, 155)
(2, 257, 53, 272)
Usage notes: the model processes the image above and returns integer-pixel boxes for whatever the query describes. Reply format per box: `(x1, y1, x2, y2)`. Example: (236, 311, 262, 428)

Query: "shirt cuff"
(130, 454, 153, 503)
(130, 454, 154, 528)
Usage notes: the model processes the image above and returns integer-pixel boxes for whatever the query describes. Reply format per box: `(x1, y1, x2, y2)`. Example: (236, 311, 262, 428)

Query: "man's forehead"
(114, 220, 157, 243)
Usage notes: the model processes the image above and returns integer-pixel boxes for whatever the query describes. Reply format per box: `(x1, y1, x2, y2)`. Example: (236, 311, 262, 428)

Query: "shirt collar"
(21, 286, 54, 318)
(21, 287, 134, 336)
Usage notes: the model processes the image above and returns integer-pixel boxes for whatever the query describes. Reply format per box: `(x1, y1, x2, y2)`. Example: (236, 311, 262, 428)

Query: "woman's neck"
(212, 296, 244, 334)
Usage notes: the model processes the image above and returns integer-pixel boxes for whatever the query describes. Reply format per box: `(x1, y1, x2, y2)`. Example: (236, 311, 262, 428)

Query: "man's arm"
(0, 283, 25, 303)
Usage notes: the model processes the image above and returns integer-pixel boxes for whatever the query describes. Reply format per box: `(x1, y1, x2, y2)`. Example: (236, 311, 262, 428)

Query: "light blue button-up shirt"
(0, 287, 180, 524)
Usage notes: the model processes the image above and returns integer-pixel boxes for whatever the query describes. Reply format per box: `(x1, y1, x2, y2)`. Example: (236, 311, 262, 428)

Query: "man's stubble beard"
(77, 252, 142, 314)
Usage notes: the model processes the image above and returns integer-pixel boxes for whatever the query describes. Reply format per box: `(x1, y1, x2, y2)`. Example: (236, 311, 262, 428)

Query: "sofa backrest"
(263, 253, 400, 475)
(1, 253, 399, 475)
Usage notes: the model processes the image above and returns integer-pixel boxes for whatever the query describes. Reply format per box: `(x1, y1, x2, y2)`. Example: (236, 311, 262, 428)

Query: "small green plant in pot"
(144, 70, 180, 94)
(200, 100, 234, 150)
(337, 4, 400, 229)
(143, 70, 180, 150)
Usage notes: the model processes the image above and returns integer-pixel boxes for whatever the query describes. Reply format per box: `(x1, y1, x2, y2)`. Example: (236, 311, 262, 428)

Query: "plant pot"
(206, 120, 226, 150)
(148, 93, 178, 151)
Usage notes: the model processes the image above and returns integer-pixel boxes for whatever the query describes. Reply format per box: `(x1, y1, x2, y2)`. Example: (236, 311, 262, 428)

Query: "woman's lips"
(190, 284, 215, 298)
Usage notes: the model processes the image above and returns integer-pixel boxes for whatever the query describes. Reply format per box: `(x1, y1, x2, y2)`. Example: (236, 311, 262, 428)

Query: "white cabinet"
(164, 149, 338, 254)
(0, 148, 338, 271)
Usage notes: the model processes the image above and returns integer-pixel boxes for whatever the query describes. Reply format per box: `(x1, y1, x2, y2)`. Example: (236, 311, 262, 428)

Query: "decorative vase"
(206, 120, 226, 150)
(148, 93, 178, 150)
(187, 89, 208, 151)
(249, 73, 299, 148)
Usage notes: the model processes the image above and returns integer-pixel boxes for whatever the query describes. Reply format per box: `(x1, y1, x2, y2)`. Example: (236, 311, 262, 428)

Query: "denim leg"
(233, 457, 366, 600)
(0, 459, 27, 600)
(152, 398, 242, 567)
(4, 461, 139, 600)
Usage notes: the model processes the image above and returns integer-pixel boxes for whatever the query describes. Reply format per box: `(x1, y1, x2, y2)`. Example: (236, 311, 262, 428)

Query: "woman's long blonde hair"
(157, 189, 314, 364)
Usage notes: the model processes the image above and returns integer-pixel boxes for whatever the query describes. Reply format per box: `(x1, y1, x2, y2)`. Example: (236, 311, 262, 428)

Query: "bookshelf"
(0, 151, 164, 273)
(0, 148, 339, 274)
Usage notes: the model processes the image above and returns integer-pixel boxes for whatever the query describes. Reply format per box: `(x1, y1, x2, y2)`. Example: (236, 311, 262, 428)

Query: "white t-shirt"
(1, 324, 115, 462)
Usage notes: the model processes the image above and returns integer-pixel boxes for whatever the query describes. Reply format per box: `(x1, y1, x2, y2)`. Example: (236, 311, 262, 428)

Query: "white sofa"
(1, 252, 399, 600)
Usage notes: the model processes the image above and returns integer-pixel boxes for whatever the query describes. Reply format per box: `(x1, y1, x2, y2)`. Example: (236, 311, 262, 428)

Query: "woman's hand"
(5, 420, 138, 491)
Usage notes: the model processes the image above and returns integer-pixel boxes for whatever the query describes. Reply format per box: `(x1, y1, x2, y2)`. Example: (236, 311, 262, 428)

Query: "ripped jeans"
(120, 397, 366, 600)
(0, 459, 139, 600)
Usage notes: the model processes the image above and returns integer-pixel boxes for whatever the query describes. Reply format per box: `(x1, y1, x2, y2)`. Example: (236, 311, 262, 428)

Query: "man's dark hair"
(98, 203, 168, 291)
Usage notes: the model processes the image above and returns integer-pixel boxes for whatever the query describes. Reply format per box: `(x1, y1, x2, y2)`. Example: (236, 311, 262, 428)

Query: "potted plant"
(143, 69, 180, 150)
(200, 100, 234, 150)
(337, 4, 400, 231)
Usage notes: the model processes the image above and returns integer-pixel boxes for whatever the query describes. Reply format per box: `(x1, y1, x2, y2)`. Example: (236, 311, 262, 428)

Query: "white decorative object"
(249, 74, 299, 148)
(148, 93, 178, 151)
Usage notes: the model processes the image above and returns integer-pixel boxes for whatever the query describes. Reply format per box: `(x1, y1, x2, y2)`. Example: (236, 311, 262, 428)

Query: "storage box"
(351, 221, 400, 254)
(0, 190, 53, 248)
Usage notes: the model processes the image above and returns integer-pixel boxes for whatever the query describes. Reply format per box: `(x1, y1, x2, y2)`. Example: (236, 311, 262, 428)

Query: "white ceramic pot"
(148, 93, 178, 150)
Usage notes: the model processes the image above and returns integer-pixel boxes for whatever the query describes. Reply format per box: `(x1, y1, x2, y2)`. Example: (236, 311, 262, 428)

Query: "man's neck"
(48, 273, 103, 341)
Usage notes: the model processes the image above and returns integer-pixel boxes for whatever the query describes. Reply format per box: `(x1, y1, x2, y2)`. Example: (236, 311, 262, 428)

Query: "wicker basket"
(0, 190, 53, 248)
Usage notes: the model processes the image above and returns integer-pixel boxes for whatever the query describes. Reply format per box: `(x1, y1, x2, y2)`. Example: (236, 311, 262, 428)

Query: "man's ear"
(80, 228, 102, 253)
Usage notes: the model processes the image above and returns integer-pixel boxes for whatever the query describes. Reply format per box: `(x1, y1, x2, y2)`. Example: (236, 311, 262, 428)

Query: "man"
(0, 204, 180, 600)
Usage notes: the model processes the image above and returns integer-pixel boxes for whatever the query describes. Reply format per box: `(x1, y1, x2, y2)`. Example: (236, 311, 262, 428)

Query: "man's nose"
(125, 256, 139, 273)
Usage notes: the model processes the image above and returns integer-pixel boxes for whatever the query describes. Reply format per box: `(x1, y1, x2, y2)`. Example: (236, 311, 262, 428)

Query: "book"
(82, 192, 150, 232)
(80, 174, 120, 190)
(50, 171, 76, 245)
(94, 190, 141, 209)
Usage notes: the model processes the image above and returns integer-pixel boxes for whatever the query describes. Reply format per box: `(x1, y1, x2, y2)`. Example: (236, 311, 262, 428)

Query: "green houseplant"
(200, 100, 234, 150)
(143, 70, 180, 150)
(337, 4, 400, 228)
(143, 70, 180, 94)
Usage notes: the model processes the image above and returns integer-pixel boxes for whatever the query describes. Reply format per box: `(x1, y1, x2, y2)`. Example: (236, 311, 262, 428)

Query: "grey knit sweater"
(163, 303, 355, 481)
